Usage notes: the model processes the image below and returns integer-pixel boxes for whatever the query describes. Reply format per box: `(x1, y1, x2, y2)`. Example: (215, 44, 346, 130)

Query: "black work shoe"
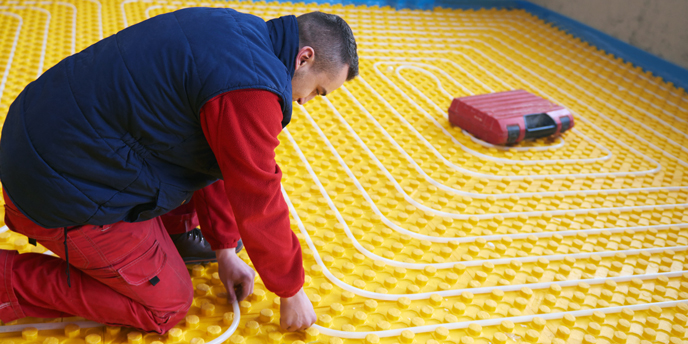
(170, 228, 243, 264)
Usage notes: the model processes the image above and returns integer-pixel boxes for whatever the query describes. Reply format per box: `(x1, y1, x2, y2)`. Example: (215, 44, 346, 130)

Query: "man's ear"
(295, 46, 315, 71)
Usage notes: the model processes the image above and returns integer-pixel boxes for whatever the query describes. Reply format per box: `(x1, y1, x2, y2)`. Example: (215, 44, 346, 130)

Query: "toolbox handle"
(524, 113, 557, 139)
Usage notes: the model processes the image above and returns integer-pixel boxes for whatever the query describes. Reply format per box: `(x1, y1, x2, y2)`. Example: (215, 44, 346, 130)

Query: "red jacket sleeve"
(193, 180, 240, 250)
(199, 89, 304, 298)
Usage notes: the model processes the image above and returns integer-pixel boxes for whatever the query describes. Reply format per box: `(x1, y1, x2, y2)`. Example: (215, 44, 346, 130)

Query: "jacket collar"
(266, 15, 299, 80)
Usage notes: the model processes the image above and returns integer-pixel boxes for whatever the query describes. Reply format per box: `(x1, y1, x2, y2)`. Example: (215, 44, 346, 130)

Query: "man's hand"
(280, 288, 317, 331)
(216, 248, 255, 303)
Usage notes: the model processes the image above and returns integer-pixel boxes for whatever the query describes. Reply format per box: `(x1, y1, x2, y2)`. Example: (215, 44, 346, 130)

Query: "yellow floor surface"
(1, 1, 688, 343)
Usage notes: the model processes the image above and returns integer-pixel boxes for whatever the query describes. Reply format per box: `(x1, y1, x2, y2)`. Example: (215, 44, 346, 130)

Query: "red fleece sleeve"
(193, 180, 240, 250)
(199, 89, 304, 298)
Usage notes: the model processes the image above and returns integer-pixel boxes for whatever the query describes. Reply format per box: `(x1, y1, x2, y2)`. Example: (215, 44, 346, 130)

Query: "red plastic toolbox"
(448, 90, 574, 145)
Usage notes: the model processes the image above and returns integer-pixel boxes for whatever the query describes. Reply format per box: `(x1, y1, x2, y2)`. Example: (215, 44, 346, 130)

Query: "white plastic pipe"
(286, 122, 688, 270)
(0, 321, 102, 333)
(397, 63, 605, 156)
(296, 101, 686, 236)
(360, 47, 688, 169)
(338, 79, 673, 200)
(0, 231, 243, 339)
(282, 182, 688, 301)
(207, 301, 241, 344)
(349, 22, 686, 112)
(391, 63, 612, 164)
(371, 59, 662, 177)
(312, 300, 686, 339)
(0, 11, 21, 105)
(0, 282, 241, 340)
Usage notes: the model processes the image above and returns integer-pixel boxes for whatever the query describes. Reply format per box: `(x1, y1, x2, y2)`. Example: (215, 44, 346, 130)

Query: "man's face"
(292, 46, 349, 105)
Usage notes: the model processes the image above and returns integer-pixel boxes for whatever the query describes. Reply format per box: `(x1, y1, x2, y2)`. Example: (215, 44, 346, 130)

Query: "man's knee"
(139, 275, 193, 333)
(118, 246, 194, 332)
(146, 270, 194, 314)
(154, 305, 191, 334)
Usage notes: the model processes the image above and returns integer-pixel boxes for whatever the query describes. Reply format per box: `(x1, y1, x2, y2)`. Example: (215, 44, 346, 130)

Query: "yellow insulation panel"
(0, 1, 687, 344)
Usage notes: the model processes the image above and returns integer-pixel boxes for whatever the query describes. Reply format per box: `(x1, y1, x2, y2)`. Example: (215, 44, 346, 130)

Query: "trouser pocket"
(118, 240, 167, 287)
(115, 237, 193, 321)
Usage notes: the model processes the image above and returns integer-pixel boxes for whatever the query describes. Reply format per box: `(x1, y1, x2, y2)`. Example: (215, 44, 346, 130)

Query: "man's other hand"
(280, 288, 317, 331)
(216, 248, 255, 303)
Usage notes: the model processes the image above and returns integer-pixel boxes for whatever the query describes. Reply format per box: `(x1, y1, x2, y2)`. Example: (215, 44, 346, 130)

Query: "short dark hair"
(297, 12, 358, 81)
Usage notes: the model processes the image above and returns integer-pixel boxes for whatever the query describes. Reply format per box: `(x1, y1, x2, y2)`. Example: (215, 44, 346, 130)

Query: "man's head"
(292, 12, 358, 105)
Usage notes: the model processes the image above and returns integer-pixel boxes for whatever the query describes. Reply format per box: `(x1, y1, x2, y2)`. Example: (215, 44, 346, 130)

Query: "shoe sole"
(182, 240, 244, 265)
(183, 257, 218, 264)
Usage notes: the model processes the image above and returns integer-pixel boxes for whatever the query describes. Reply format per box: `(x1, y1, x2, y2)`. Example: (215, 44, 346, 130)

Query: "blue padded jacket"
(0, 8, 299, 228)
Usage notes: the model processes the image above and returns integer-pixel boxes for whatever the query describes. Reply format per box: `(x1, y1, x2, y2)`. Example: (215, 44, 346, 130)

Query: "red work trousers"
(0, 190, 201, 333)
